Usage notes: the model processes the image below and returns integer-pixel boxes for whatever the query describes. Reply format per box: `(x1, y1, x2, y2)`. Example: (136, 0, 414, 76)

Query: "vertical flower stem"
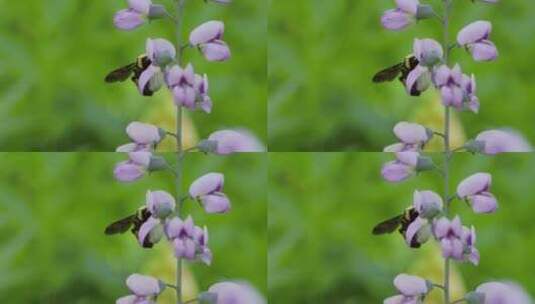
(442, 0, 452, 303)
(174, 1, 186, 304)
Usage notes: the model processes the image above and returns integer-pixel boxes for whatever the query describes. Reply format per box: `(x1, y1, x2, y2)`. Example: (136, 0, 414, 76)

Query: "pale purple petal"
(384, 295, 405, 304)
(114, 161, 144, 182)
(116, 295, 138, 304)
(476, 129, 532, 154)
(393, 122, 429, 144)
(138, 217, 161, 246)
(469, 192, 498, 214)
(395, 151, 419, 167)
(476, 282, 533, 304)
(189, 173, 224, 197)
(208, 282, 266, 304)
(208, 130, 265, 154)
(393, 274, 428, 296)
(138, 65, 160, 95)
(126, 122, 161, 145)
(381, 9, 412, 31)
(114, 9, 145, 31)
(200, 193, 231, 214)
(457, 172, 491, 198)
(189, 21, 225, 45)
(128, 0, 152, 14)
(470, 40, 498, 61)
(126, 273, 161, 296)
(381, 161, 412, 182)
(201, 40, 231, 62)
(457, 20, 492, 45)
(396, 0, 419, 14)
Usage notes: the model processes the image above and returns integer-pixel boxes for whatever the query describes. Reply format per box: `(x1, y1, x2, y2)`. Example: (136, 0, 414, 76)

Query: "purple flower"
(384, 122, 431, 152)
(381, 0, 419, 31)
(165, 64, 213, 113)
(381, 152, 419, 183)
(384, 273, 430, 304)
(189, 21, 231, 62)
(114, 152, 152, 182)
(146, 38, 176, 66)
(456, 173, 498, 214)
(138, 216, 164, 247)
(165, 216, 212, 265)
(208, 282, 266, 304)
(433, 216, 479, 264)
(433, 64, 479, 113)
(114, 0, 152, 31)
(413, 190, 443, 218)
(405, 217, 431, 248)
(116, 122, 163, 152)
(146, 190, 176, 219)
(457, 21, 498, 62)
(475, 130, 533, 154)
(116, 273, 163, 304)
(433, 216, 465, 260)
(189, 173, 231, 214)
(206, 130, 265, 154)
(476, 282, 533, 304)
(461, 225, 480, 265)
(413, 38, 443, 67)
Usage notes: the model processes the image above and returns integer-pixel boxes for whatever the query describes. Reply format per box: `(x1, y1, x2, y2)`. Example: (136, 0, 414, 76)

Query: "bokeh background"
(269, 153, 535, 303)
(269, 0, 535, 151)
(0, 152, 266, 303)
(0, 0, 266, 151)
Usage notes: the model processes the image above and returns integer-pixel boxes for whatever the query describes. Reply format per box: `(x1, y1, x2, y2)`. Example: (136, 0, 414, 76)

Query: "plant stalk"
(442, 0, 453, 303)
(174, 1, 186, 303)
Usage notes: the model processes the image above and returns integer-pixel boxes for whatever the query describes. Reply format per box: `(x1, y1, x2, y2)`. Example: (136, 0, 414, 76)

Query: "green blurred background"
(0, 0, 266, 151)
(0, 152, 266, 303)
(269, 0, 535, 151)
(269, 153, 535, 303)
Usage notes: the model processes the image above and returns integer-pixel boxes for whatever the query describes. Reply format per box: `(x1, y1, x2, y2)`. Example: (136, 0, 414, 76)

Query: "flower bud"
(148, 155, 168, 172)
(198, 292, 218, 304)
(415, 155, 435, 172)
(416, 4, 435, 20)
(148, 4, 167, 20)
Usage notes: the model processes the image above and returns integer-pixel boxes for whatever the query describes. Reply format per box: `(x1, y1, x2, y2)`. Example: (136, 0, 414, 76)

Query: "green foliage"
(0, 0, 266, 150)
(269, 0, 535, 151)
(269, 153, 535, 303)
(0, 153, 266, 302)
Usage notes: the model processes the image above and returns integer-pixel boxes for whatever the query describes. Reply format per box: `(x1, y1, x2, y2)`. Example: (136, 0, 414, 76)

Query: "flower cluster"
(166, 215, 212, 265)
(377, 0, 532, 303)
(107, 1, 264, 303)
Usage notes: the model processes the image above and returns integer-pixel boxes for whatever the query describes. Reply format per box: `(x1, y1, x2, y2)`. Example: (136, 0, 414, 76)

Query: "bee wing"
(372, 214, 403, 235)
(104, 214, 136, 235)
(105, 62, 137, 83)
(372, 63, 404, 83)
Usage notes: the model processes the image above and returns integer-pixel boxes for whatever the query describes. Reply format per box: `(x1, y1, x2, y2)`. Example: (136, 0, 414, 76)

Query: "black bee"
(372, 207, 422, 248)
(105, 55, 154, 96)
(372, 55, 421, 96)
(104, 207, 155, 248)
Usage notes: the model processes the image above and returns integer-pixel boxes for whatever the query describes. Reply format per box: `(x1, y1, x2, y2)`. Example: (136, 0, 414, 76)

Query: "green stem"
(442, 1, 452, 304)
(174, 2, 186, 304)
